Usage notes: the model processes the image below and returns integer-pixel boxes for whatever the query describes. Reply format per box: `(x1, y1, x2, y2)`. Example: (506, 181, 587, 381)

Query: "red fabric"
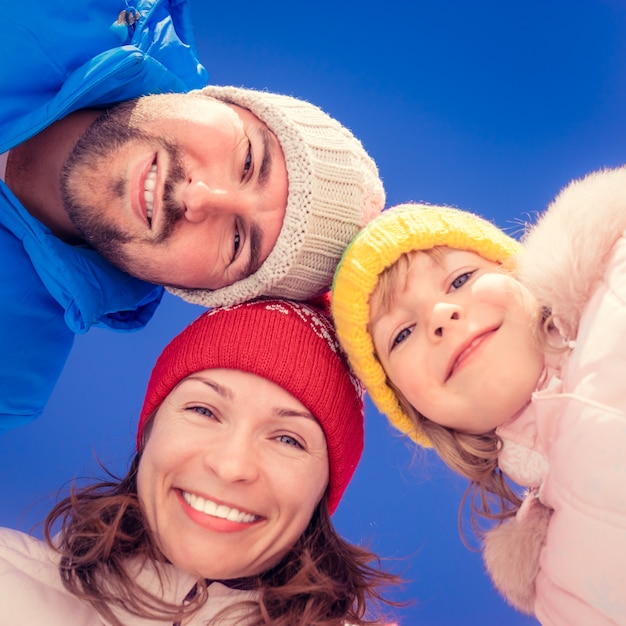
(137, 297, 364, 514)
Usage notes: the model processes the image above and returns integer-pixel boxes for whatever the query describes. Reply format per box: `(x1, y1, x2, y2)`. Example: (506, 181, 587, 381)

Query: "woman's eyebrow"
(274, 408, 316, 421)
(185, 376, 234, 401)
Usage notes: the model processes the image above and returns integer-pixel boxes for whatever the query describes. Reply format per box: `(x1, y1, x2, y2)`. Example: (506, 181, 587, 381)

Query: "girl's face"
(370, 248, 544, 434)
(137, 368, 329, 580)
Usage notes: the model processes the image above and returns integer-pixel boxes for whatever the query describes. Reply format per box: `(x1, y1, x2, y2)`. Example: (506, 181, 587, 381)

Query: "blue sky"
(2, 2, 626, 624)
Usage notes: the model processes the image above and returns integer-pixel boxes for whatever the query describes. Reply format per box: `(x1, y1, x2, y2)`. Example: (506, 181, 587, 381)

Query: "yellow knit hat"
(331, 203, 521, 447)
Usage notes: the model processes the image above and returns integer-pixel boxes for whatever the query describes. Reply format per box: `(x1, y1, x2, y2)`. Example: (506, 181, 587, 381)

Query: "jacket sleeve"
(0, 0, 208, 152)
(0, 528, 102, 625)
(529, 231, 626, 625)
(0, 221, 74, 431)
(490, 167, 626, 626)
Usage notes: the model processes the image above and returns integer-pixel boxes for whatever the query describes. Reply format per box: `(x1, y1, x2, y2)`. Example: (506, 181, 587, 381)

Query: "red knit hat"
(137, 297, 364, 514)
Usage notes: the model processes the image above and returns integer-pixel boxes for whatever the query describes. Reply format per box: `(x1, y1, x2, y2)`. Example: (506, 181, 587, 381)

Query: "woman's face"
(137, 368, 329, 580)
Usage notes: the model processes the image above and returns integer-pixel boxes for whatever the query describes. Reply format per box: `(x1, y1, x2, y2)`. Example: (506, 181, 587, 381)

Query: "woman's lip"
(176, 490, 264, 533)
(446, 327, 498, 380)
(175, 488, 264, 521)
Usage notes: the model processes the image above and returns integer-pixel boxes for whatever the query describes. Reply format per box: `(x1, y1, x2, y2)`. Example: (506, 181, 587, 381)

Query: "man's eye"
(450, 271, 474, 290)
(243, 142, 252, 178)
(232, 224, 241, 261)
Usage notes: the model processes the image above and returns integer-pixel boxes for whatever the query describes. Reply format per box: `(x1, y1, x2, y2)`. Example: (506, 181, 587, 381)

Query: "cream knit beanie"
(167, 85, 385, 308)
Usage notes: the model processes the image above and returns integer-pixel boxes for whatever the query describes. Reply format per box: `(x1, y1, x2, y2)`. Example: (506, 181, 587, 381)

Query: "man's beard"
(60, 100, 185, 275)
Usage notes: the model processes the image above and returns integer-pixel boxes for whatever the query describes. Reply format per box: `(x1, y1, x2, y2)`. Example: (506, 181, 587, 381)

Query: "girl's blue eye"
(392, 326, 412, 349)
(451, 271, 474, 290)
(277, 434, 303, 449)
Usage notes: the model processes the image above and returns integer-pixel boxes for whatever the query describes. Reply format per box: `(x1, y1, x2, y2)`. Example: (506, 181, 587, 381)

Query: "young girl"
(331, 166, 626, 626)
(0, 297, 399, 625)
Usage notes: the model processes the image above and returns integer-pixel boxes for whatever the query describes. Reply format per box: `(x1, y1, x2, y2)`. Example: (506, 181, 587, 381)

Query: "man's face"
(61, 93, 288, 289)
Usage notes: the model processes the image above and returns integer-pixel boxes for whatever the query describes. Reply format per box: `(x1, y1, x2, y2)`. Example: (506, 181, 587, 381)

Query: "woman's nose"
(203, 433, 260, 484)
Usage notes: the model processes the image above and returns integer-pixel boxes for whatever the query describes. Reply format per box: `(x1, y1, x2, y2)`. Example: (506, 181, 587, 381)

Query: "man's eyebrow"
(256, 125, 274, 189)
(248, 222, 263, 276)
(235, 222, 263, 282)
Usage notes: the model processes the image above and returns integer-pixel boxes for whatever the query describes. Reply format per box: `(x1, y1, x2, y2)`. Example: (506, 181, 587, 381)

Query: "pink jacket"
(484, 167, 626, 626)
(0, 527, 257, 625)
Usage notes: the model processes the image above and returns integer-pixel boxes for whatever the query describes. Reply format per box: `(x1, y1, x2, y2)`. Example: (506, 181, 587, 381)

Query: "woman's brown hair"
(44, 451, 400, 625)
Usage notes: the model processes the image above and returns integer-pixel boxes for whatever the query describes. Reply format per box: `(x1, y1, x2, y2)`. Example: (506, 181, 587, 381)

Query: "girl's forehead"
(419, 246, 501, 269)
(370, 247, 501, 319)
(377, 247, 452, 297)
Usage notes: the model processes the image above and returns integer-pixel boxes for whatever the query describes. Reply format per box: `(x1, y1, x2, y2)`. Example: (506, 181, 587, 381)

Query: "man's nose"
(181, 179, 247, 223)
(428, 302, 461, 339)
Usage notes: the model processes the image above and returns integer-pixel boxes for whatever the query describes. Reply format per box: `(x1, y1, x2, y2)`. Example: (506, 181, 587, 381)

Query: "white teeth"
(144, 164, 156, 223)
(182, 491, 258, 523)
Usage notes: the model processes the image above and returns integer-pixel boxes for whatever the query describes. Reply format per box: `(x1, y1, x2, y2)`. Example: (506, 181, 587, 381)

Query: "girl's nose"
(428, 302, 461, 339)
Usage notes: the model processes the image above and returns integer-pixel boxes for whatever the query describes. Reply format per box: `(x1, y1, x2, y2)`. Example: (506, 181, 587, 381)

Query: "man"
(0, 0, 384, 431)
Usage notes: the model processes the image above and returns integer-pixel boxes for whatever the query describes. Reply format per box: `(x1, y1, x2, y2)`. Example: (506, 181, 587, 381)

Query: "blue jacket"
(0, 0, 208, 431)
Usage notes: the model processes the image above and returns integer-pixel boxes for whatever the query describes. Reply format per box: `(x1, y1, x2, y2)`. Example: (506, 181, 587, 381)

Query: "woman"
(0, 297, 398, 625)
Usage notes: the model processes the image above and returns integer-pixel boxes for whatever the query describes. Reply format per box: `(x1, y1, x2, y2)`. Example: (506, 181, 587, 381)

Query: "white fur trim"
(516, 167, 626, 339)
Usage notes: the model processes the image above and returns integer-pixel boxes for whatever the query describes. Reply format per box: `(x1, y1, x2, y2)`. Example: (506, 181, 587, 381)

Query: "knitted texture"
(167, 85, 385, 308)
(331, 203, 521, 446)
(138, 297, 364, 514)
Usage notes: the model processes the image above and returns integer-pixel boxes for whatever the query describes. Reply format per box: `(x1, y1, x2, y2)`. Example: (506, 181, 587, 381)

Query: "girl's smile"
(371, 247, 544, 434)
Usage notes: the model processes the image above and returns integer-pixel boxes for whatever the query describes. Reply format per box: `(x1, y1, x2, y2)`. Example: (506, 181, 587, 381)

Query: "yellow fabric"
(331, 203, 521, 446)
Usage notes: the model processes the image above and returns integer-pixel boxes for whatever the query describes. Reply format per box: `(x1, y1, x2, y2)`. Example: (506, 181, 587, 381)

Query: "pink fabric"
(0, 527, 258, 625)
(483, 492, 552, 615)
(489, 167, 626, 626)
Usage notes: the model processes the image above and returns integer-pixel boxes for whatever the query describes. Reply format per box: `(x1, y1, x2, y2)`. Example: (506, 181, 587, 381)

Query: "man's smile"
(144, 162, 157, 226)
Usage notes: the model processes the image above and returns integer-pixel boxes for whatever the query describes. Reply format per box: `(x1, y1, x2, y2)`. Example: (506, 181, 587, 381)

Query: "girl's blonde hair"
(371, 248, 556, 543)
(391, 383, 522, 544)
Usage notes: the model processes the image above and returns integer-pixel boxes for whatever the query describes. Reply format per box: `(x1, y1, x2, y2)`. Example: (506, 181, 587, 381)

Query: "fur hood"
(515, 166, 626, 340)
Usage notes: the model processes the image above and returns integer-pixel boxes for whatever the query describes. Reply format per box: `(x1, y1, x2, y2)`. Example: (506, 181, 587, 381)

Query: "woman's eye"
(391, 326, 412, 350)
(188, 406, 215, 419)
(450, 271, 474, 290)
(277, 434, 303, 449)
